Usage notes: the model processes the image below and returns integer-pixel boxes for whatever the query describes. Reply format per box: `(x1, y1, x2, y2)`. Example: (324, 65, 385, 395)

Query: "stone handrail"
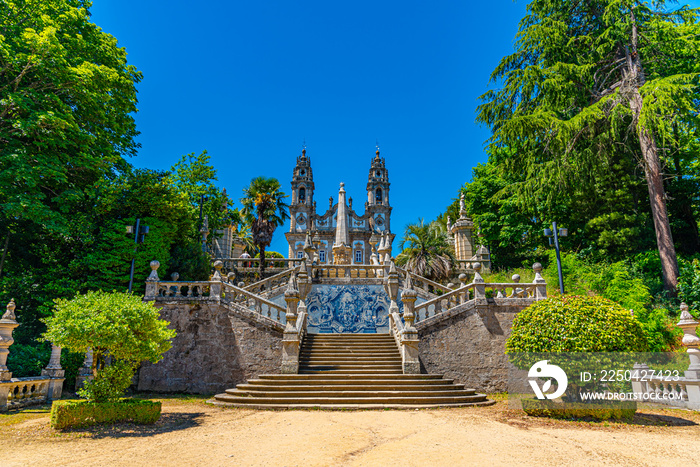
(631, 373, 699, 409)
(413, 284, 472, 322)
(388, 311, 405, 349)
(157, 281, 211, 298)
(631, 303, 700, 410)
(0, 300, 64, 412)
(242, 265, 301, 295)
(217, 257, 304, 272)
(222, 282, 287, 323)
(1, 377, 52, 411)
(396, 267, 454, 295)
(313, 264, 386, 279)
(411, 264, 547, 323)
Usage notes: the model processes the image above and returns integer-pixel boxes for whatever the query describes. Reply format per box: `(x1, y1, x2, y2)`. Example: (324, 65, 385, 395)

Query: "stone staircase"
(212, 333, 494, 409)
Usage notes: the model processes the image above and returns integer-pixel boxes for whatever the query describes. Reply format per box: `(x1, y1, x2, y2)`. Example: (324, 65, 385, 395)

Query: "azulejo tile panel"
(306, 285, 398, 334)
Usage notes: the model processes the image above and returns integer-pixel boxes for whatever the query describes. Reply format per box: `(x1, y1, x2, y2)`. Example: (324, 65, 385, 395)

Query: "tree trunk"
(626, 11, 679, 294)
(259, 244, 266, 277)
(635, 110, 680, 292)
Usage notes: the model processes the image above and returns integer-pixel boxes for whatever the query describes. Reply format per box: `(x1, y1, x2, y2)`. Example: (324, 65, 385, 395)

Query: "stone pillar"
(533, 262, 547, 300)
(472, 263, 487, 307)
(41, 344, 65, 401)
(400, 276, 420, 374)
(678, 303, 700, 378)
(281, 275, 301, 374)
(0, 300, 19, 381)
(76, 347, 94, 390)
(144, 260, 160, 300)
(210, 260, 223, 300)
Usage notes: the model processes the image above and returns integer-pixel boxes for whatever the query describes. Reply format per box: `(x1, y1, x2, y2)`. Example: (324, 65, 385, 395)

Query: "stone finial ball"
(238, 282, 245, 288)
(171, 272, 180, 281)
(473, 262, 482, 272)
(458, 273, 467, 283)
(447, 283, 455, 289)
(533, 262, 543, 273)
(150, 260, 160, 270)
(213, 260, 224, 270)
(512, 274, 521, 283)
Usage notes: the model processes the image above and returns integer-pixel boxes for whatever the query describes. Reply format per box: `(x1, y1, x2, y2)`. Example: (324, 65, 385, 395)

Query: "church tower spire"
(287, 147, 316, 258)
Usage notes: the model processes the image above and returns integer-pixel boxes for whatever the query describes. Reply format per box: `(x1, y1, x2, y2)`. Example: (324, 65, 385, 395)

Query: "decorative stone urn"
(0, 300, 20, 381)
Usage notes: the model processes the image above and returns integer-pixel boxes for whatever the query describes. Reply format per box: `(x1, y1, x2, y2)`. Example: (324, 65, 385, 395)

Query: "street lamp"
(544, 221, 568, 295)
(126, 219, 150, 293)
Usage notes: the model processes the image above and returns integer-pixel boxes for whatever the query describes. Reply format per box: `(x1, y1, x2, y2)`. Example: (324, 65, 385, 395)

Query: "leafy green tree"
(396, 219, 455, 282)
(477, 0, 700, 293)
(0, 0, 141, 235)
(43, 291, 175, 402)
(240, 177, 289, 276)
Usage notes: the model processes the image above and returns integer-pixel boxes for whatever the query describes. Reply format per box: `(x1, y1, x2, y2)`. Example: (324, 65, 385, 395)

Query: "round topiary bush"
(507, 296, 649, 420)
(506, 295, 648, 353)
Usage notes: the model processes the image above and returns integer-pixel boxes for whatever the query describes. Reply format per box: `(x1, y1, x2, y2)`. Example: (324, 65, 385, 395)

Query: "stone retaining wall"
(417, 303, 527, 393)
(138, 301, 282, 394)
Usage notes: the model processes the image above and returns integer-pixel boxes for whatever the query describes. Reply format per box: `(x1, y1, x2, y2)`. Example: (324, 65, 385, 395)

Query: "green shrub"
(50, 399, 161, 430)
(6, 342, 50, 377)
(506, 295, 649, 353)
(679, 258, 700, 316)
(43, 290, 176, 402)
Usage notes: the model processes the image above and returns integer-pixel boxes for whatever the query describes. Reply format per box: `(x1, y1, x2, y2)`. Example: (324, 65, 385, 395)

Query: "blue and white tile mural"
(306, 285, 394, 333)
(267, 284, 426, 333)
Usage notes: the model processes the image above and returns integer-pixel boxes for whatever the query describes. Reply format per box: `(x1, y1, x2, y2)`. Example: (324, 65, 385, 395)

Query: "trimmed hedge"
(50, 399, 161, 430)
(506, 295, 648, 353)
(521, 399, 637, 421)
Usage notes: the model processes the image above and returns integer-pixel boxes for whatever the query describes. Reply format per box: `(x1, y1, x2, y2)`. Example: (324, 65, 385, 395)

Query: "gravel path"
(1, 396, 699, 466)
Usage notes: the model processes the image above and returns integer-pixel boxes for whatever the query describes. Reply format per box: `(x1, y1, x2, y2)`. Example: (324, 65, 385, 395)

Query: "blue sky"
(88, 0, 700, 254)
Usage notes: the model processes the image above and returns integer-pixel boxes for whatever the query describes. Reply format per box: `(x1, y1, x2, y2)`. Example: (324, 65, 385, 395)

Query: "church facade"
(285, 149, 395, 264)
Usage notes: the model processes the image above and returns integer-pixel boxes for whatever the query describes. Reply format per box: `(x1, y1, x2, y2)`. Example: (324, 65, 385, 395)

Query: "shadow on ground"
(61, 411, 207, 439)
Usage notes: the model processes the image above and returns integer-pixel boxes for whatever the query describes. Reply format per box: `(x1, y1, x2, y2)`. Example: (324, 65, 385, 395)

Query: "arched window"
(375, 188, 383, 204)
(299, 187, 306, 203)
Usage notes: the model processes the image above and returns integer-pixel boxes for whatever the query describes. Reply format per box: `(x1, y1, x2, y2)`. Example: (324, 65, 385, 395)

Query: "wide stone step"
(301, 343, 398, 349)
(227, 388, 476, 398)
(257, 374, 446, 380)
(245, 377, 460, 386)
(210, 400, 496, 410)
(299, 369, 403, 374)
(298, 366, 403, 371)
(237, 382, 467, 391)
(214, 393, 490, 405)
(299, 356, 401, 364)
(300, 349, 400, 355)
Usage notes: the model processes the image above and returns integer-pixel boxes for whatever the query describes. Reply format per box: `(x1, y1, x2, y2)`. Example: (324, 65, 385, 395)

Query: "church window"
(299, 187, 306, 203)
(376, 170, 381, 177)
(355, 250, 363, 263)
(296, 251, 304, 259)
(319, 250, 326, 262)
(300, 169, 306, 176)
(375, 188, 383, 204)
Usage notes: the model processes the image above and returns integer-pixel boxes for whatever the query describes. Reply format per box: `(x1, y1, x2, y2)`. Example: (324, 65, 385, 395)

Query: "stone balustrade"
(632, 303, 700, 410)
(396, 267, 455, 296)
(216, 257, 304, 275)
(312, 264, 386, 279)
(411, 263, 546, 323)
(0, 300, 64, 412)
(223, 282, 287, 323)
(242, 266, 301, 296)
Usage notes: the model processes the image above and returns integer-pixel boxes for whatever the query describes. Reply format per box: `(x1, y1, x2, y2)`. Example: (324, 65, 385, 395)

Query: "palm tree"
(240, 177, 289, 276)
(396, 219, 455, 282)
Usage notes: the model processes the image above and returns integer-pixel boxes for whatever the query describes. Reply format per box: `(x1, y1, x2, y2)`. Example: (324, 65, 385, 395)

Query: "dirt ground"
(1, 396, 700, 466)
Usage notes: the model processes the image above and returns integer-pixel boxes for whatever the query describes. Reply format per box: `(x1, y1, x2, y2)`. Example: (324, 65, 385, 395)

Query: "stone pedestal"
(0, 300, 19, 381)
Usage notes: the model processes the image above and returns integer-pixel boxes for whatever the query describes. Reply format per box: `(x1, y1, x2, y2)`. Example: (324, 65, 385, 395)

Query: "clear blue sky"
(88, 0, 700, 254)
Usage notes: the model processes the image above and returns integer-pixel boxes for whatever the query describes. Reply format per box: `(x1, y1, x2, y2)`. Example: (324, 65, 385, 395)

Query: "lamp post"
(126, 219, 150, 293)
(544, 221, 568, 295)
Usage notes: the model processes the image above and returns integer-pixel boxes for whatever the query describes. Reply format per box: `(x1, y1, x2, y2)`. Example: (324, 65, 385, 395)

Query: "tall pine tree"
(477, 0, 700, 293)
